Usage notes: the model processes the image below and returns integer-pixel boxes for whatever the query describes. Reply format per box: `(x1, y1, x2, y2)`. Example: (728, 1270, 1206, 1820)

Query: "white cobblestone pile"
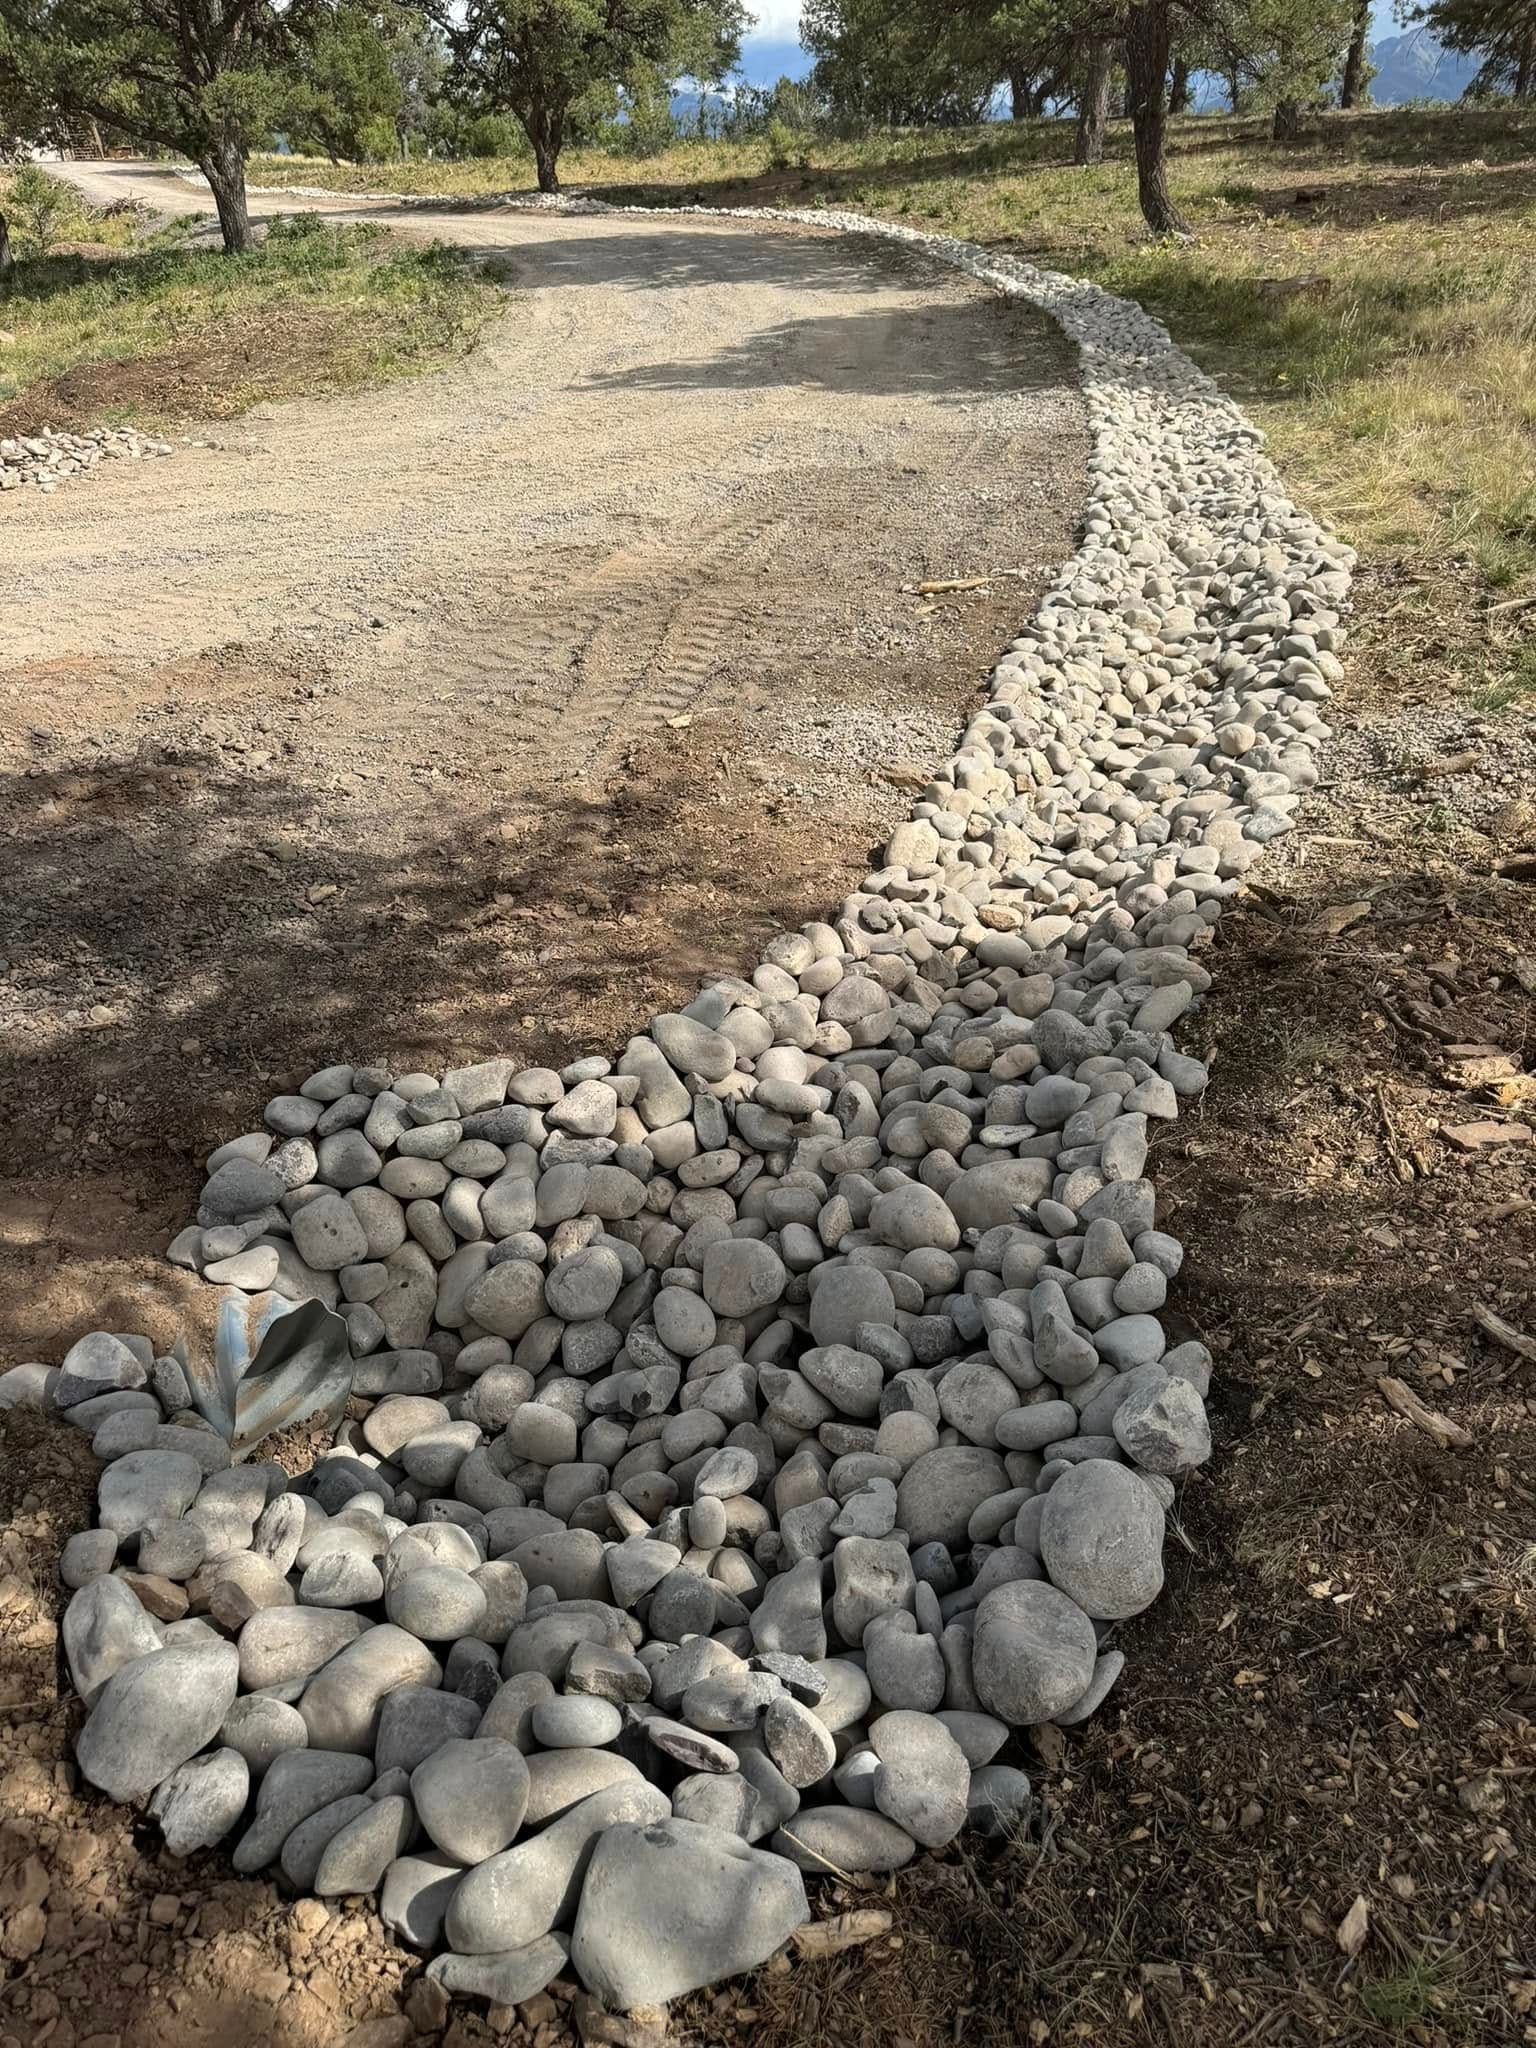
(0, 423, 172, 495)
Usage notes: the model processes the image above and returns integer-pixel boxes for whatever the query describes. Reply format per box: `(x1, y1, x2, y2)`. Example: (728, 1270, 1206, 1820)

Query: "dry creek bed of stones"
(0, 202, 1355, 2020)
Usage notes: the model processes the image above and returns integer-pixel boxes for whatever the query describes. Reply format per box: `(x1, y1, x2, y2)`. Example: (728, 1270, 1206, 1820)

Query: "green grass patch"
(1357, 1951, 1462, 2028)
(0, 175, 500, 433)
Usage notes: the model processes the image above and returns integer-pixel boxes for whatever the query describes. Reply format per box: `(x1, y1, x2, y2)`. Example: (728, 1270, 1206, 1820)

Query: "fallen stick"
(1472, 1302, 1536, 1366)
(916, 574, 1001, 593)
(1377, 1375, 1474, 1449)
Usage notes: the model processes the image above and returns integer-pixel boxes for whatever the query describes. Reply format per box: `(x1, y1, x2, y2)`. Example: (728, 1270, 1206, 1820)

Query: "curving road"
(0, 158, 1086, 1365)
(11, 159, 1083, 770)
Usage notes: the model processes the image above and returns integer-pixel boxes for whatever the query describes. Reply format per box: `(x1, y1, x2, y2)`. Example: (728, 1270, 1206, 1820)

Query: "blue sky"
(737, 0, 1408, 86)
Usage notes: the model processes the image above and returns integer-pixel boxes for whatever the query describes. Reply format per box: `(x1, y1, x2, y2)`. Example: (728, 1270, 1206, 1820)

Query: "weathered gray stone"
(77, 1641, 240, 1803)
(148, 1748, 250, 1855)
(411, 1737, 530, 1865)
(1038, 1458, 1165, 1619)
(570, 1818, 809, 2009)
(445, 1780, 670, 1954)
(971, 1578, 1098, 1725)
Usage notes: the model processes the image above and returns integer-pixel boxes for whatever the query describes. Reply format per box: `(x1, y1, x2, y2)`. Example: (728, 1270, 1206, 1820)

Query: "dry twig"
(1377, 1375, 1474, 1449)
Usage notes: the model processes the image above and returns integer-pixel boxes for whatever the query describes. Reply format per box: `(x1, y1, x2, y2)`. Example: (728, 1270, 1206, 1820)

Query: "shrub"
(763, 118, 809, 171)
(8, 163, 73, 254)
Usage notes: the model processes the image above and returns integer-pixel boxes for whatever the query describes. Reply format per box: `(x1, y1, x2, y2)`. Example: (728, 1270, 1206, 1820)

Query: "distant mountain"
(679, 22, 1478, 129)
(1366, 25, 1480, 102)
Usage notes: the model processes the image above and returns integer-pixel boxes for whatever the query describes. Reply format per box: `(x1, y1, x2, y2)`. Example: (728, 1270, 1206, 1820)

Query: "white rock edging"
(1, 424, 172, 496)
(11, 205, 1353, 2013)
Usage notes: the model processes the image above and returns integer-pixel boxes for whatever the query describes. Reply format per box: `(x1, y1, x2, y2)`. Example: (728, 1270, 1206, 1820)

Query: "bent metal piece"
(178, 1292, 353, 1461)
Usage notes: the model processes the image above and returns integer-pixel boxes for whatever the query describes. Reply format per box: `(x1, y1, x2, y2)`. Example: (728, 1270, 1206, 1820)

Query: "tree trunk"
(526, 101, 563, 192)
(1516, 29, 1534, 99)
(1228, 60, 1242, 111)
(0, 213, 12, 282)
(1168, 55, 1191, 114)
(1074, 43, 1112, 165)
(199, 138, 254, 254)
(1125, 0, 1189, 234)
(1340, 0, 1370, 106)
(1007, 65, 1032, 119)
(1272, 96, 1302, 140)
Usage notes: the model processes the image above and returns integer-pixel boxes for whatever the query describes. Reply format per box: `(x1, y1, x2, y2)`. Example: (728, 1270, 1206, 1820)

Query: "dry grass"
(0, 173, 499, 432)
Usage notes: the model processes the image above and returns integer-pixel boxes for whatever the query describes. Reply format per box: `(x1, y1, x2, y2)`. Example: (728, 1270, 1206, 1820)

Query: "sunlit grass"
(0, 185, 498, 429)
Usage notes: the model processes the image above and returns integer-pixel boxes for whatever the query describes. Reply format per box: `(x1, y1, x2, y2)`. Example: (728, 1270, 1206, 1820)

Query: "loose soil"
(2, 169, 1531, 2048)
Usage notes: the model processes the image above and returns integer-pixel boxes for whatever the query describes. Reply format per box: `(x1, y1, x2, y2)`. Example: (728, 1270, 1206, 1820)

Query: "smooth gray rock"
(375, 1685, 483, 1775)
(97, 1449, 203, 1537)
(412, 1737, 530, 1865)
(771, 1806, 916, 1873)
(870, 1709, 970, 1848)
(428, 1935, 569, 2008)
(945, 1159, 1053, 1231)
(749, 1557, 827, 1660)
(299, 1624, 442, 1754)
(59, 1528, 118, 1589)
(809, 1265, 896, 1348)
(1054, 1649, 1126, 1726)
(701, 1239, 786, 1318)
(219, 1694, 309, 1779)
(381, 1851, 462, 1949)
(531, 1694, 622, 1748)
(444, 1779, 670, 1954)
(233, 1748, 375, 1874)
(524, 1747, 641, 1826)
(281, 1792, 375, 1889)
(968, 1762, 1034, 1838)
(386, 1566, 488, 1642)
(971, 1578, 1098, 1725)
(54, 1331, 148, 1412)
(300, 1550, 384, 1608)
(1038, 1458, 1165, 1619)
(570, 1817, 809, 2009)
(238, 1605, 367, 1690)
(76, 1641, 240, 1803)
(830, 1536, 913, 1645)
(63, 1576, 162, 1705)
(314, 1793, 415, 1896)
(896, 1446, 1008, 1551)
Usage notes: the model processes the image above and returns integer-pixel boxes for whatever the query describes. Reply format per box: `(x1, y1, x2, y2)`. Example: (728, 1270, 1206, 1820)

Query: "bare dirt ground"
(2, 168, 1531, 2048)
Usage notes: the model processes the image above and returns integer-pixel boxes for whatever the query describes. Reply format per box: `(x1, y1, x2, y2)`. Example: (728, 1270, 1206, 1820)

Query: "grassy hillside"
(0, 172, 499, 435)
(251, 104, 1536, 710)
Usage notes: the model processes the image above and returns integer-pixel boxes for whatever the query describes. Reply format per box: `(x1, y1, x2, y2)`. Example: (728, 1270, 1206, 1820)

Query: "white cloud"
(746, 0, 804, 36)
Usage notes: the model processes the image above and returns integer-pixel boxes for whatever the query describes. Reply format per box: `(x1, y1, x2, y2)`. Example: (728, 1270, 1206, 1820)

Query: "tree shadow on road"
(579, 294, 1072, 403)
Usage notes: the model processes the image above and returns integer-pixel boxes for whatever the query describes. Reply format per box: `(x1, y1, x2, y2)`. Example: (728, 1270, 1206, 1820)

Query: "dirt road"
(2, 156, 1085, 1366)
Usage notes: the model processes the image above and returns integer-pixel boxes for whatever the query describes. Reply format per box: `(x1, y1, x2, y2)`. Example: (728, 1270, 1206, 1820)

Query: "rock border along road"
(11, 174, 1354, 2014)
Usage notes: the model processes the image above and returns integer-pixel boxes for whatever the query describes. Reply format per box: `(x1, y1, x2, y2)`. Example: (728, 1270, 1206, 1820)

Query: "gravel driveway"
(1, 159, 1085, 1368)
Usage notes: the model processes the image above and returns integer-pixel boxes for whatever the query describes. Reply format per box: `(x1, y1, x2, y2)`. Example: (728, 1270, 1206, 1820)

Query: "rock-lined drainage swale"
(4, 204, 1354, 2017)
